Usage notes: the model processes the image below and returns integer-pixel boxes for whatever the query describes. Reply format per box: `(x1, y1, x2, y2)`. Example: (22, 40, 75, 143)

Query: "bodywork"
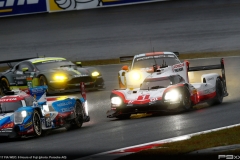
(0, 57, 104, 94)
(108, 58, 228, 118)
(0, 85, 90, 138)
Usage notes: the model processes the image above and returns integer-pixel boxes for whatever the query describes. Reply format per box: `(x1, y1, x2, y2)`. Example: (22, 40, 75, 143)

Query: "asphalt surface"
(0, 0, 240, 61)
(0, 56, 240, 159)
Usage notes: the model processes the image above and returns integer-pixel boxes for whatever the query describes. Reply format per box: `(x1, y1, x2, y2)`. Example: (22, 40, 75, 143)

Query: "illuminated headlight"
(14, 111, 27, 124)
(92, 71, 100, 77)
(53, 74, 68, 81)
(21, 111, 27, 118)
(164, 90, 181, 102)
(131, 71, 141, 81)
(111, 97, 122, 106)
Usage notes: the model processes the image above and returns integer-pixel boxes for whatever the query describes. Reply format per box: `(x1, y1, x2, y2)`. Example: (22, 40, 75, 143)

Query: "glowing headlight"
(131, 71, 141, 81)
(53, 74, 67, 81)
(21, 111, 27, 118)
(111, 97, 122, 106)
(164, 90, 181, 102)
(92, 71, 100, 77)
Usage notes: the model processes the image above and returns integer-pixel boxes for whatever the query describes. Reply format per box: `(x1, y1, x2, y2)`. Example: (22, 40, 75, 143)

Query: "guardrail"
(0, 0, 167, 17)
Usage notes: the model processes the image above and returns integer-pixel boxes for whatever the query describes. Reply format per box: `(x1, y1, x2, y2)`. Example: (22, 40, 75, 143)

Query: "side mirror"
(76, 62, 82, 67)
(22, 67, 28, 72)
(122, 65, 129, 71)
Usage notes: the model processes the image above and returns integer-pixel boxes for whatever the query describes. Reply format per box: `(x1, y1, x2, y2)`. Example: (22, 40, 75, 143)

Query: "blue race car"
(0, 84, 90, 138)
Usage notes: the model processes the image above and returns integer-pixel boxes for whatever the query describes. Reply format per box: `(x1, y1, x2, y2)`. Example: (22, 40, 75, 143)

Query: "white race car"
(118, 52, 180, 89)
(108, 58, 228, 119)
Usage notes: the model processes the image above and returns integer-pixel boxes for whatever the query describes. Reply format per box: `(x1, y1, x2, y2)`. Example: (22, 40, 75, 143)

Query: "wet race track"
(0, 0, 240, 159)
(0, 57, 240, 159)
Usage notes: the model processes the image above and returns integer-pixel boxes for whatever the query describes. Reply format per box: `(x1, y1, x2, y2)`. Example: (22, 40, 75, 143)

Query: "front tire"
(32, 110, 42, 137)
(181, 88, 192, 111)
(0, 77, 10, 96)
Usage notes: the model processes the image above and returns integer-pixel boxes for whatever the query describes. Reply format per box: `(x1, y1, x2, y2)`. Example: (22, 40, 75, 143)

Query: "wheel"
(213, 77, 224, 105)
(74, 101, 84, 128)
(0, 77, 10, 96)
(116, 114, 131, 120)
(32, 110, 42, 137)
(39, 76, 48, 86)
(65, 101, 84, 130)
(181, 88, 192, 111)
(39, 76, 50, 94)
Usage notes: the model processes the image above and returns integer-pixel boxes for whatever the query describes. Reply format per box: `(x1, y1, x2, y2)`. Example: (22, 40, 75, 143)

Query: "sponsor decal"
(61, 106, 74, 112)
(24, 121, 32, 128)
(57, 101, 73, 107)
(74, 74, 88, 77)
(0, 0, 47, 17)
(0, 98, 18, 102)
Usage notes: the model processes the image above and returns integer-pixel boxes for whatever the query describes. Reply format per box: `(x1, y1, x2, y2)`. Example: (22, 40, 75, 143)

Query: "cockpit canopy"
(140, 75, 185, 90)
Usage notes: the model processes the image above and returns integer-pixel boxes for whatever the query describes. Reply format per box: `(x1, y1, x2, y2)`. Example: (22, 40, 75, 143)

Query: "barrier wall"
(0, 0, 166, 17)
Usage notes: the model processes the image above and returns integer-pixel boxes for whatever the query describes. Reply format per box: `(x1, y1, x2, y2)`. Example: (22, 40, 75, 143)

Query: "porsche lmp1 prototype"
(0, 57, 104, 95)
(118, 51, 180, 89)
(0, 83, 90, 138)
(107, 58, 228, 119)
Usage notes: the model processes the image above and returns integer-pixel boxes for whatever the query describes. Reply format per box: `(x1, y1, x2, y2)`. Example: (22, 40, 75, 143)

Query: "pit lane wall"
(0, 0, 167, 17)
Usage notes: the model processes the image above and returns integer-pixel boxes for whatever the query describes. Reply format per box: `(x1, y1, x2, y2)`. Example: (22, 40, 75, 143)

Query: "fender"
(201, 73, 219, 87)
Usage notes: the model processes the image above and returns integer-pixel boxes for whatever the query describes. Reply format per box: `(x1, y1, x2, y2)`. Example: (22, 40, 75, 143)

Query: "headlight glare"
(132, 71, 141, 81)
(21, 111, 27, 118)
(92, 71, 100, 77)
(53, 74, 68, 81)
(165, 90, 181, 102)
(111, 97, 122, 106)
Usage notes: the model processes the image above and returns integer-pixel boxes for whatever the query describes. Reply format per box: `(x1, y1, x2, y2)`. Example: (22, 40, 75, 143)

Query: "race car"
(118, 51, 180, 89)
(0, 83, 90, 138)
(0, 57, 104, 95)
(107, 58, 228, 119)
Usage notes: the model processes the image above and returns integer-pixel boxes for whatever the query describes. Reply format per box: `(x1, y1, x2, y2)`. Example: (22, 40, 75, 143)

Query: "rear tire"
(65, 101, 84, 130)
(213, 77, 224, 105)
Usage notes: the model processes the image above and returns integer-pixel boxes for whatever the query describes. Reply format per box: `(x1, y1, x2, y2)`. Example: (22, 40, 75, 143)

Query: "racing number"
(137, 95, 150, 100)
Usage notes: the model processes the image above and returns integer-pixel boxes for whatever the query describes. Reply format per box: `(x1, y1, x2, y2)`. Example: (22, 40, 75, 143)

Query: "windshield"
(132, 55, 180, 70)
(0, 101, 23, 113)
(140, 77, 172, 90)
(34, 60, 76, 71)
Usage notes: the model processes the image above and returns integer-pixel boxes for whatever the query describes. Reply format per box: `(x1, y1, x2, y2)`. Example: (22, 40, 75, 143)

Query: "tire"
(39, 76, 50, 94)
(181, 89, 192, 111)
(0, 77, 10, 96)
(213, 77, 224, 105)
(32, 110, 42, 137)
(65, 101, 84, 130)
(74, 101, 84, 128)
(116, 114, 131, 120)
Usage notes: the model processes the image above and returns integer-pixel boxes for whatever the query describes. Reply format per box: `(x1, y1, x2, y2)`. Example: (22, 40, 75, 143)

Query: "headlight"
(164, 90, 181, 102)
(53, 74, 68, 81)
(21, 111, 27, 118)
(92, 71, 100, 77)
(131, 71, 141, 81)
(111, 97, 122, 106)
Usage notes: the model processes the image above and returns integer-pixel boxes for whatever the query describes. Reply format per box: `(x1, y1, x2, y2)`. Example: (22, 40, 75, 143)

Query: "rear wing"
(119, 56, 134, 63)
(0, 57, 38, 68)
(187, 58, 228, 96)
